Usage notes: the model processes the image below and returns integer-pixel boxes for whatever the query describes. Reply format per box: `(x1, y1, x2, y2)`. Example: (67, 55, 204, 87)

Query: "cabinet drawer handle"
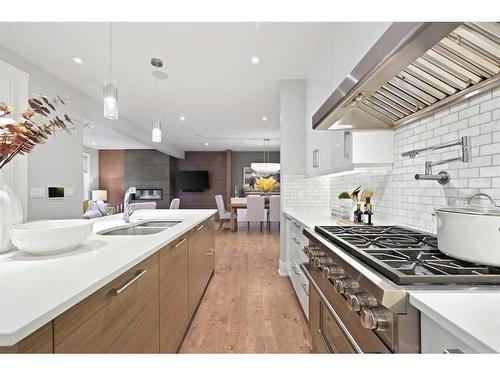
(174, 238, 187, 248)
(196, 224, 205, 231)
(344, 130, 351, 159)
(205, 248, 215, 256)
(301, 283, 309, 296)
(292, 265, 302, 275)
(443, 348, 464, 354)
(111, 269, 147, 296)
(292, 237, 300, 245)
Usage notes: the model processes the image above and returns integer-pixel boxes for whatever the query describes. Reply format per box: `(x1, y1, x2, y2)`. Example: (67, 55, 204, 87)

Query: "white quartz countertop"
(0, 209, 216, 346)
(409, 290, 500, 353)
(283, 208, 393, 228)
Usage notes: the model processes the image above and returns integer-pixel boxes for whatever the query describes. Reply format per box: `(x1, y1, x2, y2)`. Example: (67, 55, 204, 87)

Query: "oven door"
(307, 270, 363, 353)
(319, 298, 358, 353)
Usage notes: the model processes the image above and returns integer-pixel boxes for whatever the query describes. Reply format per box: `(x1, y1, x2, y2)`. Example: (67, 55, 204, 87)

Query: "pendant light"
(103, 22, 118, 119)
(151, 57, 167, 143)
(152, 78, 162, 143)
(251, 139, 280, 174)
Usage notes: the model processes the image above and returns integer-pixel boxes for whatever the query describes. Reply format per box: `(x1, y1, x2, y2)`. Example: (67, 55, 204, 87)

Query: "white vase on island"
(0, 176, 23, 253)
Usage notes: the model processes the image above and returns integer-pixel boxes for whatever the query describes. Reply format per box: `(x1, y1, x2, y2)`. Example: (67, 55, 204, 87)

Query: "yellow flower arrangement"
(255, 177, 277, 193)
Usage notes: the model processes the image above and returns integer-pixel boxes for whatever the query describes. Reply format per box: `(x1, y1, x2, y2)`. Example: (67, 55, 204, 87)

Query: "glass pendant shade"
(103, 78, 118, 119)
(152, 117, 162, 143)
(250, 162, 280, 174)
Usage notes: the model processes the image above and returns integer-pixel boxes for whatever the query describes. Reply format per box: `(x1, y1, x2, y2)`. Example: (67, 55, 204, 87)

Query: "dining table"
(229, 197, 270, 232)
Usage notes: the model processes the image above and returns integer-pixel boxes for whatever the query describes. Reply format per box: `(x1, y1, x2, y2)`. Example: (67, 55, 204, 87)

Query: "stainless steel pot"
(435, 193, 500, 267)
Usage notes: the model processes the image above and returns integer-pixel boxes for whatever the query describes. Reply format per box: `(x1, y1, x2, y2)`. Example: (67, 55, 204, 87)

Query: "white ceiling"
(0, 22, 334, 155)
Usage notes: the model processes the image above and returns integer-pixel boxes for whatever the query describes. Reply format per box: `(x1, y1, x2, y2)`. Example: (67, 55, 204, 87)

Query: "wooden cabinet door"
(159, 235, 189, 353)
(205, 216, 216, 277)
(188, 221, 207, 319)
(53, 254, 159, 353)
(0, 323, 53, 353)
(188, 218, 215, 320)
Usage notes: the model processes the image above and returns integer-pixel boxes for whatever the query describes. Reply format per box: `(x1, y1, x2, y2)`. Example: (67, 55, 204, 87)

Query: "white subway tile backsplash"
(459, 105, 479, 120)
(493, 108, 500, 121)
(480, 143, 500, 156)
(470, 112, 492, 127)
(480, 121, 500, 134)
(480, 97, 500, 113)
(480, 166, 500, 177)
(328, 87, 500, 233)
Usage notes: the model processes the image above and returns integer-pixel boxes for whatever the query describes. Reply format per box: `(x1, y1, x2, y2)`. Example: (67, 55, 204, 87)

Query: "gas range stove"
(315, 225, 500, 285)
(301, 224, 500, 353)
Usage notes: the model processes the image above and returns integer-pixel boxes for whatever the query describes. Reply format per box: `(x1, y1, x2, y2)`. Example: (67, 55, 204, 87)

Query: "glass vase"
(0, 176, 23, 253)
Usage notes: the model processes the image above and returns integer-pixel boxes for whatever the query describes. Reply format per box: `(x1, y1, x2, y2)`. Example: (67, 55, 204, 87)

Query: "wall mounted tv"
(176, 171, 209, 192)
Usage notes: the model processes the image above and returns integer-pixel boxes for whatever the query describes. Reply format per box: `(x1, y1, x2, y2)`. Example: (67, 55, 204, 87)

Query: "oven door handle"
(301, 263, 364, 354)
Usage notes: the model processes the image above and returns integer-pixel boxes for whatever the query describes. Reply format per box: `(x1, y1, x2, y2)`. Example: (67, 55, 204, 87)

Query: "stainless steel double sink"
(98, 220, 182, 236)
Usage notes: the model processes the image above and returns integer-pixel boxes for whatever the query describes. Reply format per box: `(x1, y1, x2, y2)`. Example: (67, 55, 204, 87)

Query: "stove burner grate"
(315, 225, 500, 284)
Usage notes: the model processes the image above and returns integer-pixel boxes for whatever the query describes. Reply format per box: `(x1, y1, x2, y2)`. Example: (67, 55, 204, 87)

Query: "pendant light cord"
(155, 77, 159, 114)
(109, 22, 112, 78)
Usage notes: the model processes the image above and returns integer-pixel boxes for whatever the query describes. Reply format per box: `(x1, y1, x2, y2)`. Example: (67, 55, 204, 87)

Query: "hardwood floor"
(180, 226, 312, 353)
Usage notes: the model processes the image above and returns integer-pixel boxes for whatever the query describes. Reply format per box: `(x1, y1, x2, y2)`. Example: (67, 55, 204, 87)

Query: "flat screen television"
(176, 171, 209, 192)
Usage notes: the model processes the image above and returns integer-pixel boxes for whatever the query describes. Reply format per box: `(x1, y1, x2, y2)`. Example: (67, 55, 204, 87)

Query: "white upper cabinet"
(306, 23, 392, 177)
(306, 39, 334, 176)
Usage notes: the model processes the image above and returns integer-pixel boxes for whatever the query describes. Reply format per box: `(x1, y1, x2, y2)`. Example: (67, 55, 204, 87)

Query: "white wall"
(0, 46, 116, 219)
(280, 80, 306, 174)
(330, 87, 500, 233)
(83, 146, 99, 201)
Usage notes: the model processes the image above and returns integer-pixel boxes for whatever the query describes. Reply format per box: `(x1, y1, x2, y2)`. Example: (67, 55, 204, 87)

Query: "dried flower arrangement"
(255, 176, 277, 193)
(0, 95, 81, 170)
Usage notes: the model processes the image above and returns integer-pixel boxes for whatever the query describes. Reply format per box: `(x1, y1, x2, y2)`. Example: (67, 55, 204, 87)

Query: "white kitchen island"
(0, 209, 216, 348)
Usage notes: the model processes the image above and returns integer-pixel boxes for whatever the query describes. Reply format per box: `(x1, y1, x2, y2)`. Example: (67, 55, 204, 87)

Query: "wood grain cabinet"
(188, 217, 216, 320)
(159, 235, 189, 353)
(2, 215, 217, 354)
(53, 254, 159, 353)
(0, 323, 53, 353)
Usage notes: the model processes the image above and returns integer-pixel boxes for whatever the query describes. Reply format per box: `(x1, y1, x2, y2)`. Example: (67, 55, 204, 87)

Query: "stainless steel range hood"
(313, 22, 500, 130)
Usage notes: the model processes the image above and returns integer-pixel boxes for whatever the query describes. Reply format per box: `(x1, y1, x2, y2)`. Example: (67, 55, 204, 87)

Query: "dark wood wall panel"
(172, 151, 228, 209)
(99, 150, 125, 209)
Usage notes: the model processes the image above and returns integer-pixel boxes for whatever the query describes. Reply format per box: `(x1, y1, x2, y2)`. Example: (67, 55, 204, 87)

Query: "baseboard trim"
(278, 260, 290, 276)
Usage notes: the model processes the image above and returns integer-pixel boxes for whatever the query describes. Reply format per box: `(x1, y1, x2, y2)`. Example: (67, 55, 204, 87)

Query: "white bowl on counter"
(8, 219, 94, 255)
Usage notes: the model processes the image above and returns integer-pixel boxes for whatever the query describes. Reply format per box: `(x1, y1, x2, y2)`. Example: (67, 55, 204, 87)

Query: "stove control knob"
(302, 245, 318, 256)
(314, 256, 333, 268)
(322, 265, 345, 280)
(347, 293, 378, 312)
(307, 249, 324, 260)
(360, 307, 390, 331)
(333, 278, 360, 294)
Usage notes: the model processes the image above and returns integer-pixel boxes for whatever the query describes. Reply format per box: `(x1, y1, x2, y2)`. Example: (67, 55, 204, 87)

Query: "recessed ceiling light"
(91, 141, 96, 146)
(204, 142, 209, 146)
(261, 116, 268, 121)
(71, 56, 84, 64)
(258, 142, 263, 146)
(251, 56, 261, 64)
(180, 116, 186, 121)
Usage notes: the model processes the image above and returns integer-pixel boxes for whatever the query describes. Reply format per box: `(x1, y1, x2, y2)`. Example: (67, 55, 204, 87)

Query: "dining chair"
(246, 195, 266, 232)
(169, 198, 180, 209)
(268, 195, 280, 232)
(215, 195, 231, 230)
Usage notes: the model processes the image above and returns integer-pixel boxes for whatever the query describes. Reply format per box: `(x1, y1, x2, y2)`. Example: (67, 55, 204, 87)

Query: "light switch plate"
(66, 187, 74, 197)
(30, 187, 45, 198)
